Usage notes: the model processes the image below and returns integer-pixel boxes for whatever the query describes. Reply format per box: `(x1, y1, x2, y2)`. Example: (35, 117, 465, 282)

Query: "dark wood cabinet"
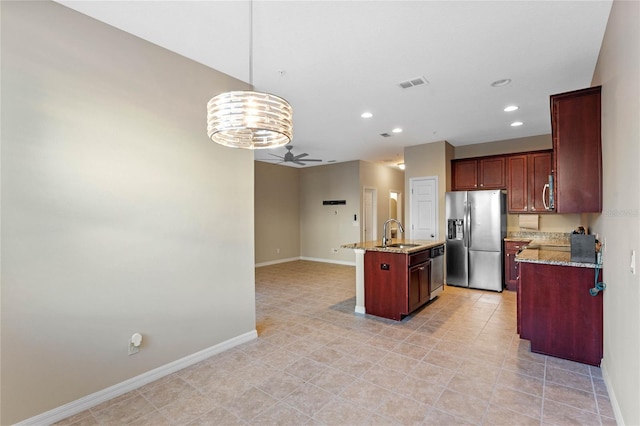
(408, 259, 431, 312)
(452, 156, 506, 191)
(504, 240, 529, 291)
(479, 156, 506, 189)
(506, 151, 553, 213)
(452, 159, 478, 190)
(365, 250, 431, 321)
(551, 86, 602, 213)
(519, 262, 603, 366)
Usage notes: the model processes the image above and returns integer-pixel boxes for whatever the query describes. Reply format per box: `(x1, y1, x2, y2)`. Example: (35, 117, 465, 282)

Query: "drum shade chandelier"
(207, 3, 293, 149)
(207, 91, 293, 149)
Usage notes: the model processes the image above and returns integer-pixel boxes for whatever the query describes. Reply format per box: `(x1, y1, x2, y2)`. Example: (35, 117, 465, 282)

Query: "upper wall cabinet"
(551, 86, 602, 213)
(452, 156, 506, 191)
(507, 151, 554, 213)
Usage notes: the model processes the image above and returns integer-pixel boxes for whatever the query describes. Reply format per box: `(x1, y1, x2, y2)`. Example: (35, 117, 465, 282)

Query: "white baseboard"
(300, 256, 356, 266)
(601, 359, 625, 425)
(255, 257, 356, 268)
(255, 256, 301, 268)
(16, 330, 258, 426)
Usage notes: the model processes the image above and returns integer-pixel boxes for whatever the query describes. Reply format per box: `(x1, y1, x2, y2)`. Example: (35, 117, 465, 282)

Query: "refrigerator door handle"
(464, 202, 471, 248)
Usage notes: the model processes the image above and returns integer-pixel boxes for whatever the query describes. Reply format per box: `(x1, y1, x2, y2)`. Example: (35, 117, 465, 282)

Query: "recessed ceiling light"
(491, 78, 512, 87)
(361, 112, 373, 118)
(392, 128, 403, 133)
(398, 163, 406, 170)
(504, 105, 519, 112)
(511, 121, 524, 127)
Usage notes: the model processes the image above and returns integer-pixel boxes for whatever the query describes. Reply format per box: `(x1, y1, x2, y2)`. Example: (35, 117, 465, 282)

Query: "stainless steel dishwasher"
(430, 245, 445, 299)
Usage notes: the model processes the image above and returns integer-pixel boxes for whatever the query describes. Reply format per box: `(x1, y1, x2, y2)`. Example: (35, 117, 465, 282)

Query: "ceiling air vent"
(399, 76, 428, 89)
(380, 133, 392, 138)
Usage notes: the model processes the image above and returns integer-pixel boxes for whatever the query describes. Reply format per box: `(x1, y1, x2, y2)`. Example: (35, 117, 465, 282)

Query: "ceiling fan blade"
(293, 153, 309, 160)
(268, 153, 284, 159)
(293, 160, 306, 166)
(300, 158, 322, 162)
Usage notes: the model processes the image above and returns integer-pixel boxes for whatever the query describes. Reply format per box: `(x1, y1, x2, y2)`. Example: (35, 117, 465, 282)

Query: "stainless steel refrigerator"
(446, 190, 506, 291)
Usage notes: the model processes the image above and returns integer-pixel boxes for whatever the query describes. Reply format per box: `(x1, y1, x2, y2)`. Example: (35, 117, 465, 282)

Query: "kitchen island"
(516, 244, 603, 365)
(341, 239, 445, 319)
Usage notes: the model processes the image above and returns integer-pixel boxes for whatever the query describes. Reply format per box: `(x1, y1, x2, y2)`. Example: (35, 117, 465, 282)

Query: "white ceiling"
(55, 0, 612, 168)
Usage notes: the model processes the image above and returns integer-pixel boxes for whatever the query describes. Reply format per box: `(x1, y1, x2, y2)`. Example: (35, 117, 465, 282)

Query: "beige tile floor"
(57, 260, 615, 425)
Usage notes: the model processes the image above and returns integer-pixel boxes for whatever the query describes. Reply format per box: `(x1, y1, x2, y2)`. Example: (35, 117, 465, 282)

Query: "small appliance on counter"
(445, 190, 506, 291)
(570, 226, 597, 263)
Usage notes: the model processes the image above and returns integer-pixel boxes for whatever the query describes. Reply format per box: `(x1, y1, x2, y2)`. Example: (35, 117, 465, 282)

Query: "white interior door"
(410, 177, 438, 240)
(363, 187, 377, 242)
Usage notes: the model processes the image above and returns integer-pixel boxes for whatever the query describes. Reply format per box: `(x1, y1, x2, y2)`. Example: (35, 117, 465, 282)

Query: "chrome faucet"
(382, 219, 405, 247)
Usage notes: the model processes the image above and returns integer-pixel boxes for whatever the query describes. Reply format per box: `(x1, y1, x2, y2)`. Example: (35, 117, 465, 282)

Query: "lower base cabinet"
(519, 262, 603, 366)
(365, 250, 431, 321)
(504, 240, 530, 291)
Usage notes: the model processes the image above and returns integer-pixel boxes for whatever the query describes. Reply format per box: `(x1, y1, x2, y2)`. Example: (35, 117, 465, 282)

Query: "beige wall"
(359, 161, 405, 239)
(254, 162, 300, 264)
(299, 161, 361, 263)
(1, 2, 256, 424)
(404, 141, 453, 240)
(590, 0, 640, 424)
(455, 134, 552, 158)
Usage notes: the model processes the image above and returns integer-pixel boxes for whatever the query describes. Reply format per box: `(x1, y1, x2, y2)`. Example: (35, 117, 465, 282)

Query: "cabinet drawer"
(409, 250, 429, 266)
(505, 241, 529, 251)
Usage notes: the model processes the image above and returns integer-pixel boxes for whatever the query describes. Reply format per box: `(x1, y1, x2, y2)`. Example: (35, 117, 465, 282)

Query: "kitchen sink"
(376, 243, 421, 249)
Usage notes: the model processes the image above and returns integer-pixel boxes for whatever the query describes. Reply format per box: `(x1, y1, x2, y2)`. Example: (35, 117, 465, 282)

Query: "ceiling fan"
(268, 145, 322, 166)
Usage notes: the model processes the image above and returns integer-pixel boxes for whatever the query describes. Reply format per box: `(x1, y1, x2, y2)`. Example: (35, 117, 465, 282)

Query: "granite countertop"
(341, 239, 445, 254)
(516, 244, 601, 269)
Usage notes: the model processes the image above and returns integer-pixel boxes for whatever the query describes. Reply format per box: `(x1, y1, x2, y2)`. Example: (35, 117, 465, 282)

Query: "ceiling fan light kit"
(207, 90, 293, 149)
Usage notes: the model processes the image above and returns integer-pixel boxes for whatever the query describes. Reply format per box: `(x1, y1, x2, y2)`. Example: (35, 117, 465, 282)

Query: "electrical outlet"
(631, 250, 636, 275)
(128, 342, 139, 355)
(276, 248, 280, 254)
(128, 333, 142, 356)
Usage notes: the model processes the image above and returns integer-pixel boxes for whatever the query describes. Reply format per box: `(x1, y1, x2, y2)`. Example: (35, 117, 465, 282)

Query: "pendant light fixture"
(207, 2, 293, 149)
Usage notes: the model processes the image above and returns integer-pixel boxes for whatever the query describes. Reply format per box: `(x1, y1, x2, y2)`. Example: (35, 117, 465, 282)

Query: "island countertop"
(341, 239, 445, 254)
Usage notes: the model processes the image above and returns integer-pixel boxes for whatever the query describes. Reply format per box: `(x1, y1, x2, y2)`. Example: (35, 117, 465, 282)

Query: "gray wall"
(590, 0, 640, 423)
(1, 2, 256, 423)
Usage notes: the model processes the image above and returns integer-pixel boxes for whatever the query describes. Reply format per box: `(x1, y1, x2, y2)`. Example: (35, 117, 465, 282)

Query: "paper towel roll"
(519, 214, 539, 230)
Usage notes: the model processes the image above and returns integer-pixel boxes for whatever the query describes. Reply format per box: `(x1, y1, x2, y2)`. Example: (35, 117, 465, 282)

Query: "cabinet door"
(408, 264, 422, 313)
(408, 261, 431, 312)
(507, 155, 528, 213)
(479, 157, 506, 189)
(529, 151, 553, 212)
(452, 159, 478, 190)
(551, 86, 602, 213)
